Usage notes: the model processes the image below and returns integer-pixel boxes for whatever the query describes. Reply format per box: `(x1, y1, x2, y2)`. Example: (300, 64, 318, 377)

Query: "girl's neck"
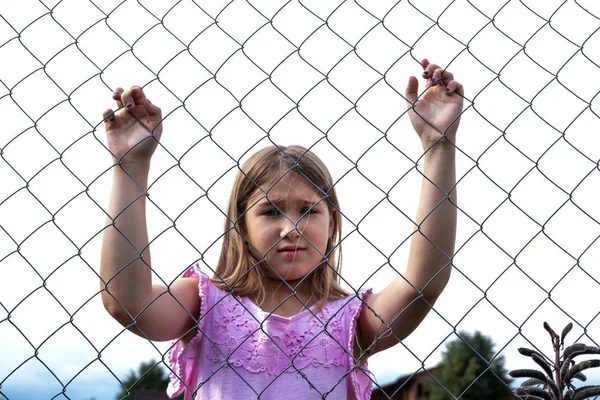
(257, 277, 316, 316)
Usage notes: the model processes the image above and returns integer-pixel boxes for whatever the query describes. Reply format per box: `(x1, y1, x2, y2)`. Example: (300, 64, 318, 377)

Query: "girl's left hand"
(405, 58, 464, 148)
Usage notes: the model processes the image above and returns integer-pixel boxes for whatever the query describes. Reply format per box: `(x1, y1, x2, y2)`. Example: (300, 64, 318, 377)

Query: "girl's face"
(244, 173, 334, 283)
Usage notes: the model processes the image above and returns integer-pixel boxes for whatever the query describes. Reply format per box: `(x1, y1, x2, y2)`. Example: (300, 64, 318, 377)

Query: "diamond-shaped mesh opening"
(2, 1, 600, 399)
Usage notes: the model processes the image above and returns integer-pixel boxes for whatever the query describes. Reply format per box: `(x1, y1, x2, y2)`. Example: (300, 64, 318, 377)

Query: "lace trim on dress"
(166, 264, 208, 400)
(347, 288, 374, 400)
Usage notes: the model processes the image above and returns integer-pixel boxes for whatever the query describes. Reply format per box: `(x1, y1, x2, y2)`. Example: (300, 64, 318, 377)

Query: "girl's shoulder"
(318, 287, 373, 326)
(179, 263, 221, 314)
(180, 263, 229, 296)
(181, 262, 208, 281)
(180, 262, 372, 322)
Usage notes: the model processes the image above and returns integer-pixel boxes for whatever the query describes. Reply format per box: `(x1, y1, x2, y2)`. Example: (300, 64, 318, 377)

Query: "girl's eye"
(263, 209, 280, 217)
(262, 207, 317, 217)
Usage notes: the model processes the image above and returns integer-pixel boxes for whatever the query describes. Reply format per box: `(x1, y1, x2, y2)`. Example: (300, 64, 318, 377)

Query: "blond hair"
(211, 145, 349, 312)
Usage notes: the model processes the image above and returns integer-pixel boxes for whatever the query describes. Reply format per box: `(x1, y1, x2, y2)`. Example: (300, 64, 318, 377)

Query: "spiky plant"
(509, 322, 600, 400)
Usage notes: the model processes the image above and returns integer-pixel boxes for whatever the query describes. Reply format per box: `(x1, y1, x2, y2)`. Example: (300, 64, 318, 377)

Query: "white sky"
(1, 0, 600, 398)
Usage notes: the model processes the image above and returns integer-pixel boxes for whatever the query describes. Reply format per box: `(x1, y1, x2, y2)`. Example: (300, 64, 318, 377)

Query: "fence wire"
(1, 0, 600, 399)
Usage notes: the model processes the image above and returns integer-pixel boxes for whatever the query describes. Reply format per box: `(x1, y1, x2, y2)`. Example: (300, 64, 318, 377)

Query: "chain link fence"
(1, 0, 600, 399)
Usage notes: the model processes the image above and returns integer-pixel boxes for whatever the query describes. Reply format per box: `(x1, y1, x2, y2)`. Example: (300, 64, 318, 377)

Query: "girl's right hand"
(102, 85, 163, 167)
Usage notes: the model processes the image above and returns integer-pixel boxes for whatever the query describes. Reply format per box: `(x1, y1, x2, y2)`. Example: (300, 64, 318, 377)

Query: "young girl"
(100, 58, 464, 399)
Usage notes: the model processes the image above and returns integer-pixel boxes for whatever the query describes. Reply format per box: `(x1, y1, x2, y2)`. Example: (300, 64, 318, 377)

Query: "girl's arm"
(100, 86, 199, 342)
(358, 59, 463, 355)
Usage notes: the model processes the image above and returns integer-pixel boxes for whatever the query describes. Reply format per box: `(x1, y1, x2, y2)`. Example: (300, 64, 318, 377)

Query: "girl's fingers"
(129, 85, 156, 112)
(423, 61, 442, 78)
(440, 69, 454, 83)
(430, 68, 455, 86)
(120, 87, 136, 110)
(120, 85, 162, 116)
(421, 58, 430, 73)
(103, 108, 116, 124)
(421, 59, 455, 86)
(129, 86, 148, 106)
(430, 68, 443, 86)
(108, 85, 162, 130)
(142, 99, 162, 118)
(112, 87, 124, 109)
(424, 64, 442, 84)
(120, 86, 152, 118)
(405, 75, 419, 104)
(422, 59, 436, 78)
(443, 80, 464, 96)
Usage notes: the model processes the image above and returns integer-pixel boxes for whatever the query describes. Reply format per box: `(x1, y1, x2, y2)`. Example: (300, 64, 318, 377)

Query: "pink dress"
(166, 263, 373, 399)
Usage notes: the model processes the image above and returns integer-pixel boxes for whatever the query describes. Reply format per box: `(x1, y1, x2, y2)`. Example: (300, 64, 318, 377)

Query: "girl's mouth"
(278, 248, 306, 259)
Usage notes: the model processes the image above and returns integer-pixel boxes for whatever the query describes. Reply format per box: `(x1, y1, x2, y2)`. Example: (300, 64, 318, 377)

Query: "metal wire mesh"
(1, 0, 600, 399)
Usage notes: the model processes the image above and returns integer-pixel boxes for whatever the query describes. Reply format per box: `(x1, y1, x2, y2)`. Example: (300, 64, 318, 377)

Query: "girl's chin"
(262, 266, 313, 282)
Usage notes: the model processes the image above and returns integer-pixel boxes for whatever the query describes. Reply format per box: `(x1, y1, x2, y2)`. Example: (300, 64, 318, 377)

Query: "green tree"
(116, 359, 182, 400)
(427, 331, 514, 400)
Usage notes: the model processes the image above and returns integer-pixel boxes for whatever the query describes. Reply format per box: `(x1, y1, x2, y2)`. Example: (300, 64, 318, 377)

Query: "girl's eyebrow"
(256, 197, 323, 208)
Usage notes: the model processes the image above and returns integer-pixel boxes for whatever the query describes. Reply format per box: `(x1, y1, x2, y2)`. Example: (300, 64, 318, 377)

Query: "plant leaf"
(519, 347, 543, 357)
(565, 389, 574, 400)
(571, 346, 600, 357)
(561, 322, 573, 346)
(563, 344, 587, 361)
(565, 360, 600, 383)
(515, 386, 553, 400)
(544, 322, 557, 340)
(573, 386, 600, 400)
(526, 353, 560, 399)
(510, 369, 548, 381)
(560, 344, 600, 383)
(546, 379, 561, 400)
(521, 378, 545, 387)
(532, 353, 554, 379)
(573, 372, 587, 382)
(562, 358, 577, 383)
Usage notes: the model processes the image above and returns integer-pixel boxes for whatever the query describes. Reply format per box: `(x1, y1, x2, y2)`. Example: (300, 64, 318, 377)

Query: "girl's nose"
(280, 216, 301, 239)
